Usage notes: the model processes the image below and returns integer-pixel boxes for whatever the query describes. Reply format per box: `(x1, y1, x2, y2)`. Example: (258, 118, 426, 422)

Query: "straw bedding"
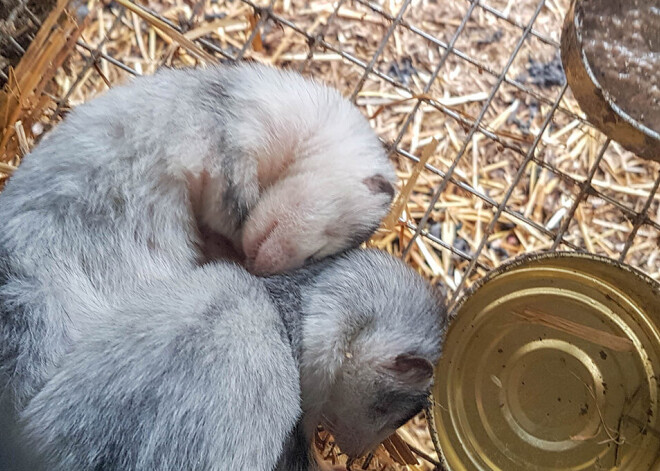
(1, 0, 659, 469)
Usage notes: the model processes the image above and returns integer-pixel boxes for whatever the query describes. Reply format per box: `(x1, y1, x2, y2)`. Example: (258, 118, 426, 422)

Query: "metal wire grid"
(0, 3, 45, 84)
(42, 0, 660, 309)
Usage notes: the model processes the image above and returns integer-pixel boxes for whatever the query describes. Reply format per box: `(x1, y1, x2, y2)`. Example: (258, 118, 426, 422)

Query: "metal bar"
(24, 6, 42, 26)
(348, 0, 413, 102)
(619, 171, 660, 262)
(296, 0, 349, 74)
(550, 138, 610, 250)
(361, 0, 559, 48)
(469, 0, 560, 47)
(387, 0, 479, 154)
(391, 145, 582, 251)
(449, 83, 570, 307)
(235, 0, 276, 60)
(529, 153, 660, 233)
(76, 40, 141, 76)
(401, 0, 549, 259)
(355, 0, 586, 127)
(8, 37, 26, 55)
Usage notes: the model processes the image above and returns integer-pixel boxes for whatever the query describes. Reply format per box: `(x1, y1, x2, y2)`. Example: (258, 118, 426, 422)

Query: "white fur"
(0, 63, 419, 470)
(214, 63, 396, 274)
(296, 251, 445, 458)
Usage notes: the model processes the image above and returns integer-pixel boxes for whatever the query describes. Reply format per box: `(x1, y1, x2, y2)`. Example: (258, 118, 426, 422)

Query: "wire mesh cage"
(0, 0, 59, 85)
(1, 0, 659, 469)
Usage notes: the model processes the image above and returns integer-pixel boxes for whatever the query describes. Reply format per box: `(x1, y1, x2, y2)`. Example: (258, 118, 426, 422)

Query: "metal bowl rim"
(448, 250, 660, 320)
(569, 0, 660, 141)
(427, 250, 660, 470)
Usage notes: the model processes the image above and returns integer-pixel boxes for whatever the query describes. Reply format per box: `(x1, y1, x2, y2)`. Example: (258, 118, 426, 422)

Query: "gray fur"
(0, 62, 441, 470)
(0, 60, 393, 416)
(15, 250, 445, 470)
(20, 263, 302, 470)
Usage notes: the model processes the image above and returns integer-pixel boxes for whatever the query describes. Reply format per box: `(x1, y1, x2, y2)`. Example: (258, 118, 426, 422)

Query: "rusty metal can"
(560, 0, 660, 161)
(429, 252, 660, 470)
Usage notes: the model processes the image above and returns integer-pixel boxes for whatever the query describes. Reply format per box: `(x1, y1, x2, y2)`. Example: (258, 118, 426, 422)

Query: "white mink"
(0, 62, 398, 469)
(17, 250, 446, 470)
(17, 61, 395, 275)
(201, 63, 396, 274)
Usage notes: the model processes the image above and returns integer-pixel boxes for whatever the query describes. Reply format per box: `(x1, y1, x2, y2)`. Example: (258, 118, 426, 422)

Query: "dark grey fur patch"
(391, 353, 434, 381)
(370, 389, 430, 426)
(205, 78, 231, 103)
(325, 219, 381, 251)
(222, 183, 250, 224)
(363, 174, 395, 199)
(348, 221, 381, 248)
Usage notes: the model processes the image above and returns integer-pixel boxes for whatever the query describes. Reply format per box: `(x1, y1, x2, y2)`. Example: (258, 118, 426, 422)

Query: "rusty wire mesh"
(0, 0, 59, 85)
(35, 0, 659, 309)
(3, 1, 660, 468)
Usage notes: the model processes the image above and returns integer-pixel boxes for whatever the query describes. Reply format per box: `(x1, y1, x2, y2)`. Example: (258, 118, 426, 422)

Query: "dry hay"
(0, 0, 58, 85)
(1, 0, 660, 469)
(0, 0, 87, 174)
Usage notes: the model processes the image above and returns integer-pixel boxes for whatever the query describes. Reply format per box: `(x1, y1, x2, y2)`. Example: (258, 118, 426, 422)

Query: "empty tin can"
(430, 252, 660, 470)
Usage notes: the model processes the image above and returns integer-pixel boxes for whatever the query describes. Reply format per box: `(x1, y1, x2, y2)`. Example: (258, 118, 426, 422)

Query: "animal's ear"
(385, 353, 435, 389)
(363, 174, 395, 200)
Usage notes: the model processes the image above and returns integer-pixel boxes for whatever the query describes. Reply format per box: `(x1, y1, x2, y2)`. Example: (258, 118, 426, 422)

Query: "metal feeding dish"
(430, 252, 660, 470)
(561, 0, 660, 161)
